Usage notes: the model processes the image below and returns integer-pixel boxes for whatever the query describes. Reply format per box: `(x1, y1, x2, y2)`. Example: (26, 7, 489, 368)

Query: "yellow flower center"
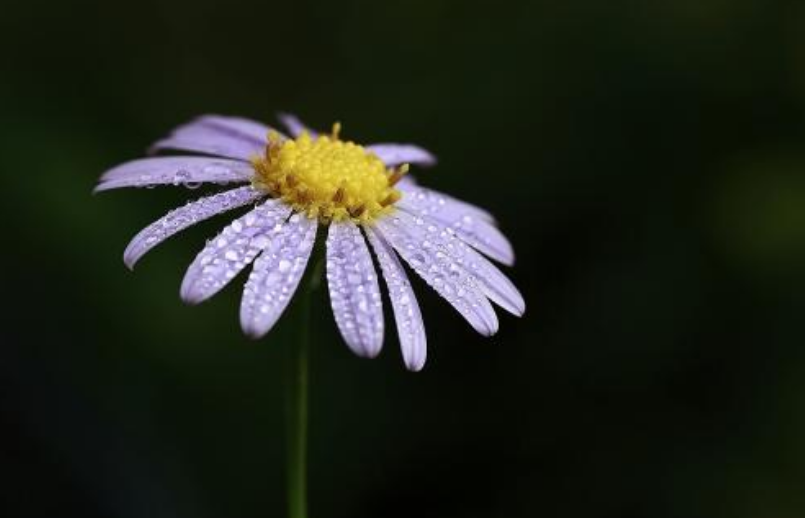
(251, 123, 406, 223)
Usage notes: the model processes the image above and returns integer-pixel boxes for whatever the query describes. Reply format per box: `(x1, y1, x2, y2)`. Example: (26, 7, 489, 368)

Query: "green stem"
(286, 259, 323, 518)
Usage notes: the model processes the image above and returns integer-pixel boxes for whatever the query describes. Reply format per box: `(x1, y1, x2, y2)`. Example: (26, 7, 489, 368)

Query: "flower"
(97, 114, 524, 370)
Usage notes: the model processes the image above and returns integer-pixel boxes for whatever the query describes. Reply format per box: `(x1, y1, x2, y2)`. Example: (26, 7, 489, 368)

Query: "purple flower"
(97, 114, 524, 370)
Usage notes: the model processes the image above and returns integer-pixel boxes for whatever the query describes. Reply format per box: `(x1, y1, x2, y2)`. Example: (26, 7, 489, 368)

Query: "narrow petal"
(398, 199, 514, 265)
(180, 199, 292, 304)
(365, 227, 427, 371)
(326, 221, 385, 358)
(277, 112, 316, 138)
(395, 212, 524, 316)
(95, 157, 252, 192)
(240, 213, 318, 338)
(194, 115, 274, 146)
(149, 115, 273, 161)
(366, 143, 437, 168)
(124, 186, 265, 269)
(397, 183, 496, 224)
(375, 215, 499, 336)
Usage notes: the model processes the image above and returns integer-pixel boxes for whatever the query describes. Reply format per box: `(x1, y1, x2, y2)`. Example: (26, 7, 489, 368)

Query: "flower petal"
(277, 112, 317, 138)
(395, 212, 524, 316)
(95, 157, 253, 192)
(240, 213, 318, 338)
(326, 221, 385, 358)
(398, 199, 514, 265)
(180, 199, 292, 304)
(397, 183, 496, 224)
(194, 115, 274, 146)
(365, 227, 427, 371)
(366, 144, 436, 168)
(375, 215, 499, 336)
(124, 186, 265, 269)
(149, 115, 273, 161)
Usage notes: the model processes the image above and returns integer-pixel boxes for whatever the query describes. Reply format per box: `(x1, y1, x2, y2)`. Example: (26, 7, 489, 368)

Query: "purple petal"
(394, 212, 524, 316)
(365, 227, 427, 371)
(397, 183, 496, 224)
(325, 221, 385, 359)
(277, 112, 317, 138)
(396, 175, 418, 188)
(149, 115, 273, 161)
(180, 199, 292, 304)
(124, 186, 265, 269)
(366, 144, 437, 168)
(194, 115, 274, 146)
(95, 157, 252, 192)
(398, 199, 514, 265)
(240, 213, 318, 338)
(375, 214, 499, 336)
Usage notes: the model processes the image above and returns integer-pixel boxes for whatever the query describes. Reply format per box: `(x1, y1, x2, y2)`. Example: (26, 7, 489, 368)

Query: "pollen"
(251, 124, 406, 223)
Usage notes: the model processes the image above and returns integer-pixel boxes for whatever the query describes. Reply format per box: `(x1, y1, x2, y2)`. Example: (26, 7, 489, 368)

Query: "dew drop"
(173, 169, 190, 186)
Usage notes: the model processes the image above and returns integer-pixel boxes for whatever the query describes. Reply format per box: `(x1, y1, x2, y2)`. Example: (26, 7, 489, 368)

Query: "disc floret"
(251, 124, 405, 223)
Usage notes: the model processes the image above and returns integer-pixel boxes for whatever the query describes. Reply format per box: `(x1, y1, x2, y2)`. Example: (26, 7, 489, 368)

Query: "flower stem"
(286, 259, 323, 518)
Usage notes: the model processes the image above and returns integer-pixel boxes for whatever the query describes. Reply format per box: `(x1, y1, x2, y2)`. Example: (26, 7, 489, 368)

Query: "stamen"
(380, 191, 401, 207)
(388, 163, 410, 186)
(349, 204, 366, 218)
(331, 122, 342, 140)
(296, 190, 311, 204)
(267, 130, 282, 147)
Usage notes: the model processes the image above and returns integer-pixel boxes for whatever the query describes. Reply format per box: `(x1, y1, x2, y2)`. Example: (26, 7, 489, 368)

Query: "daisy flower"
(96, 114, 524, 370)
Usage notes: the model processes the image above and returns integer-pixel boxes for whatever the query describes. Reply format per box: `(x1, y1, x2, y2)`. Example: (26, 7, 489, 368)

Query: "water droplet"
(252, 235, 270, 249)
(173, 169, 190, 186)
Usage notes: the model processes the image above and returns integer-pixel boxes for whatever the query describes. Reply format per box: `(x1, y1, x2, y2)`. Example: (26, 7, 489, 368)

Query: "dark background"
(3, 0, 805, 517)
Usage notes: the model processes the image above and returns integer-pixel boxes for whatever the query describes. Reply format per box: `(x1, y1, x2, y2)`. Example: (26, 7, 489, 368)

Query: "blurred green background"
(3, 0, 805, 517)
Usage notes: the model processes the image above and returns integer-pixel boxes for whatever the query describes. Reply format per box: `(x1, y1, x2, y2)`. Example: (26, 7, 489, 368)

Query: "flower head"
(97, 114, 524, 370)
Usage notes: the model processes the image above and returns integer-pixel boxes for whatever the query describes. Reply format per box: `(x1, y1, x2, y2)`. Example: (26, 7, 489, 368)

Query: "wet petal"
(398, 198, 514, 265)
(194, 115, 274, 146)
(326, 221, 385, 358)
(95, 157, 252, 192)
(149, 115, 273, 161)
(365, 227, 427, 371)
(277, 112, 317, 138)
(240, 213, 318, 338)
(180, 199, 292, 304)
(375, 214, 499, 336)
(395, 212, 524, 316)
(397, 183, 496, 224)
(124, 186, 265, 269)
(366, 144, 436, 168)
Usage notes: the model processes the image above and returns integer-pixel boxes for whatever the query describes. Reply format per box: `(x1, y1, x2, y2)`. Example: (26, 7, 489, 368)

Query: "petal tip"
(123, 257, 137, 271)
(241, 323, 267, 340)
(358, 344, 383, 359)
(179, 284, 204, 306)
(123, 245, 140, 270)
(478, 316, 499, 337)
(404, 357, 426, 372)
